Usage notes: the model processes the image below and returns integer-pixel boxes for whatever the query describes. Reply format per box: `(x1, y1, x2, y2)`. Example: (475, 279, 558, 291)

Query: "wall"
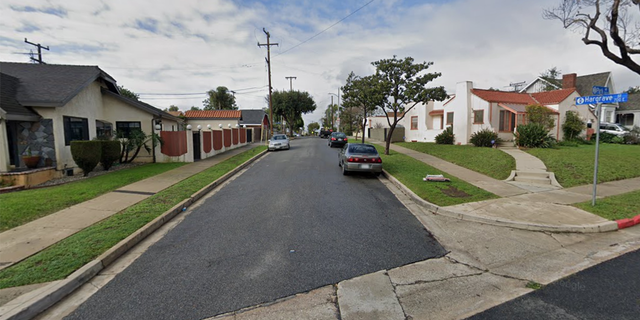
(369, 127, 404, 142)
(0, 118, 8, 172)
(185, 119, 240, 131)
(15, 119, 55, 168)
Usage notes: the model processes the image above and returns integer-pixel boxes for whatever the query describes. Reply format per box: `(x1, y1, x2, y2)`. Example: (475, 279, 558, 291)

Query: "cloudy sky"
(1, 0, 638, 126)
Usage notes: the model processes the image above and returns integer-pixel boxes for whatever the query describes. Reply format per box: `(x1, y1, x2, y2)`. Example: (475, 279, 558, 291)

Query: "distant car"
(319, 127, 333, 138)
(328, 132, 348, 148)
(599, 123, 629, 137)
(338, 143, 383, 176)
(268, 134, 290, 151)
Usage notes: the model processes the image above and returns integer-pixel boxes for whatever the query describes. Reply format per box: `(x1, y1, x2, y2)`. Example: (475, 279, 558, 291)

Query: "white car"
(599, 123, 629, 137)
(268, 134, 290, 151)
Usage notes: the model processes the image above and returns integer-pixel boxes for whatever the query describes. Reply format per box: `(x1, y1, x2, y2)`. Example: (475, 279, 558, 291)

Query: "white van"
(599, 123, 629, 137)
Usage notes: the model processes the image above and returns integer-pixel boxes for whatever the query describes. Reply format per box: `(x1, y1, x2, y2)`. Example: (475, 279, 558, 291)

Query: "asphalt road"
(66, 137, 446, 320)
(468, 248, 640, 320)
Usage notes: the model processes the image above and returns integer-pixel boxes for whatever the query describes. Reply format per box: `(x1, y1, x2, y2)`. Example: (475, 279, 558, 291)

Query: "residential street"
(62, 137, 446, 320)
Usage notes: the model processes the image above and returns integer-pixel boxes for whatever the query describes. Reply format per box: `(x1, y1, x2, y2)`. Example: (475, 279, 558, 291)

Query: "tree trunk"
(385, 125, 396, 155)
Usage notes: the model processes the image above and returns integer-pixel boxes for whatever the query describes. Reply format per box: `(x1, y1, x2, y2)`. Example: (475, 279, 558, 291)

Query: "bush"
(435, 126, 454, 144)
(598, 132, 618, 144)
(71, 141, 102, 176)
(470, 128, 500, 147)
(514, 123, 556, 148)
(624, 126, 640, 145)
(100, 140, 121, 170)
(562, 111, 585, 141)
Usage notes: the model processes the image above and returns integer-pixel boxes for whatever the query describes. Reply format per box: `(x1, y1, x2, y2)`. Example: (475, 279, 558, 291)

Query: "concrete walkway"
(0, 144, 261, 272)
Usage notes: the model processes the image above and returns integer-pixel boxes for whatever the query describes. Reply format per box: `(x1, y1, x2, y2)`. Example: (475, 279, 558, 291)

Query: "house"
(402, 74, 596, 145)
(617, 93, 640, 128)
(0, 62, 181, 176)
(239, 109, 270, 142)
(183, 110, 242, 130)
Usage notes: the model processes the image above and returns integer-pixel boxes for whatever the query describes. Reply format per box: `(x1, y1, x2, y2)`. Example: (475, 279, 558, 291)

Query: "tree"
(118, 85, 139, 101)
(203, 86, 237, 110)
(544, 0, 640, 76)
(540, 67, 562, 91)
(372, 56, 448, 154)
(526, 104, 556, 130)
(307, 122, 320, 135)
(190, 106, 202, 111)
(562, 110, 586, 140)
(627, 86, 640, 93)
(323, 103, 339, 130)
(116, 129, 162, 163)
(270, 90, 317, 136)
(341, 72, 384, 143)
(166, 105, 179, 112)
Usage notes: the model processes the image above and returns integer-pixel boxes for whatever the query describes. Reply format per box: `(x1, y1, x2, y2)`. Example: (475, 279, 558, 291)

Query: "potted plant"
(22, 146, 41, 169)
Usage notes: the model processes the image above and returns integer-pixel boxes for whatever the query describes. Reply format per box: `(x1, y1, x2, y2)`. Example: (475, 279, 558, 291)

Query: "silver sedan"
(338, 143, 383, 176)
(268, 134, 290, 151)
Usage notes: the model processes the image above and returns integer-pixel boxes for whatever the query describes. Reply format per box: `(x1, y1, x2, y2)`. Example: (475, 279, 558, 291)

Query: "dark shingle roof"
(575, 72, 610, 97)
(239, 109, 267, 125)
(0, 62, 118, 107)
(0, 72, 40, 121)
(102, 89, 181, 121)
(618, 93, 640, 111)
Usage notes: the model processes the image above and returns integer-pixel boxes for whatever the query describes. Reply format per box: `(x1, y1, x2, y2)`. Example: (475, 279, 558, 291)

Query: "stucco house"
(616, 93, 640, 128)
(239, 109, 269, 142)
(183, 110, 242, 131)
(0, 62, 181, 176)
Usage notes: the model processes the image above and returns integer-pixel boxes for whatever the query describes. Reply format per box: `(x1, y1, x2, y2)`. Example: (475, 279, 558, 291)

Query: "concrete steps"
(512, 170, 555, 185)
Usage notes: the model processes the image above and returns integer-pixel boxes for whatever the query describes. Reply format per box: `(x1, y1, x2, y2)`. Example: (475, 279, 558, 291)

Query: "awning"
(429, 109, 444, 116)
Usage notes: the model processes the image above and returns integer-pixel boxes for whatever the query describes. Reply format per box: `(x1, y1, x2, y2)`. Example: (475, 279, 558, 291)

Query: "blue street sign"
(592, 86, 609, 95)
(576, 93, 628, 105)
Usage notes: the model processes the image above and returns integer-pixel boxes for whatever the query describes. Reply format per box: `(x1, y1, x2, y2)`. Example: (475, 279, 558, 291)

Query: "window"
(499, 110, 516, 132)
(446, 112, 454, 125)
(473, 110, 484, 124)
(411, 116, 418, 130)
(116, 121, 142, 138)
(96, 120, 112, 139)
(64, 116, 89, 145)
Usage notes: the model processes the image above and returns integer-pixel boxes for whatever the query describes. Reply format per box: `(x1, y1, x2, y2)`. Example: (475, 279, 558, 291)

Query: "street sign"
(592, 86, 609, 95)
(576, 93, 628, 105)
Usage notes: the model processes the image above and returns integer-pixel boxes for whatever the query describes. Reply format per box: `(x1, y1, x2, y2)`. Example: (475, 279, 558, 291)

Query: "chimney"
(562, 73, 577, 89)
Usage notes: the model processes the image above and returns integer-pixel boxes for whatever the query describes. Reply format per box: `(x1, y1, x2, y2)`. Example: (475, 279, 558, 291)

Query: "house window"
(116, 121, 142, 138)
(446, 112, 454, 126)
(473, 110, 484, 124)
(96, 120, 112, 139)
(517, 114, 527, 125)
(64, 116, 89, 146)
(411, 116, 418, 130)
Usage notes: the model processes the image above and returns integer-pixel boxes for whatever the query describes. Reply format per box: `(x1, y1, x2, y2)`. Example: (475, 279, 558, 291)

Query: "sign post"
(576, 91, 628, 206)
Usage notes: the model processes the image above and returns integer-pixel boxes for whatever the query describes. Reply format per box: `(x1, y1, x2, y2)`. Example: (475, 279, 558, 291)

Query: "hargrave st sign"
(576, 93, 628, 105)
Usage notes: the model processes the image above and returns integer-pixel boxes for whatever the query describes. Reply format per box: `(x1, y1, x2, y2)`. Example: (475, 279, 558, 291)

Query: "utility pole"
(24, 38, 49, 64)
(258, 28, 278, 136)
(285, 76, 297, 91)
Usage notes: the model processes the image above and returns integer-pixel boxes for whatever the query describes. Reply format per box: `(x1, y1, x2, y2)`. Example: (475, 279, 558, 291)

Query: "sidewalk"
(0, 144, 262, 272)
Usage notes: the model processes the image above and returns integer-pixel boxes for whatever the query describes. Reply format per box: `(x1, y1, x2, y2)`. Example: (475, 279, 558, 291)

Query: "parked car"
(319, 127, 333, 138)
(338, 143, 383, 176)
(328, 132, 348, 148)
(599, 123, 629, 137)
(268, 134, 290, 151)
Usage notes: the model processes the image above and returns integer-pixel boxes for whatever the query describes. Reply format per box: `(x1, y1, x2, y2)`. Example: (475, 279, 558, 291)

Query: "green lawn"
(0, 146, 266, 289)
(395, 142, 515, 180)
(526, 144, 640, 188)
(374, 145, 498, 206)
(0, 163, 186, 232)
(574, 189, 640, 220)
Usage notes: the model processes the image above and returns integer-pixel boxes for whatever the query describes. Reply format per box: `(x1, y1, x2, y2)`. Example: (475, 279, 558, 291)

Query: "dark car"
(319, 127, 333, 138)
(338, 143, 383, 176)
(328, 132, 348, 148)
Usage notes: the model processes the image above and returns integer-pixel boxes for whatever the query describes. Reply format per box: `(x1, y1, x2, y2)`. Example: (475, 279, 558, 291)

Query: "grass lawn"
(526, 144, 640, 188)
(374, 145, 498, 206)
(0, 146, 266, 289)
(574, 189, 640, 220)
(0, 163, 185, 232)
(395, 142, 515, 180)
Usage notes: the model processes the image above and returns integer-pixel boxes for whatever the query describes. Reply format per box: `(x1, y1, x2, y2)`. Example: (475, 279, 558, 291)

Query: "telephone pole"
(258, 28, 278, 136)
(24, 38, 49, 64)
(285, 76, 297, 91)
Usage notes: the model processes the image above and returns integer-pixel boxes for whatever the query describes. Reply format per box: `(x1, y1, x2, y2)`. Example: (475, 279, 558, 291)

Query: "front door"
(193, 132, 201, 161)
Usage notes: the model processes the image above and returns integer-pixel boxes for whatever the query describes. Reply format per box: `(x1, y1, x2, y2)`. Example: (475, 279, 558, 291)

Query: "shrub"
(624, 126, 640, 145)
(470, 128, 500, 147)
(435, 126, 455, 144)
(526, 104, 555, 130)
(514, 123, 556, 148)
(598, 132, 618, 144)
(562, 111, 585, 141)
(100, 140, 121, 170)
(71, 141, 102, 176)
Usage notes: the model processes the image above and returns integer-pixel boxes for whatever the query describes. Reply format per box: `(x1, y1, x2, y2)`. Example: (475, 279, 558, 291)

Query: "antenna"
(24, 38, 49, 64)
(508, 81, 527, 92)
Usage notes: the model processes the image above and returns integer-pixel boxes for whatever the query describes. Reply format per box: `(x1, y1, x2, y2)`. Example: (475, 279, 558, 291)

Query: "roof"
(0, 72, 40, 121)
(239, 109, 267, 125)
(373, 112, 405, 118)
(498, 103, 559, 114)
(472, 88, 575, 106)
(102, 89, 181, 121)
(167, 111, 183, 117)
(0, 62, 118, 107)
(184, 110, 242, 119)
(575, 72, 610, 97)
(531, 88, 576, 105)
(618, 93, 640, 111)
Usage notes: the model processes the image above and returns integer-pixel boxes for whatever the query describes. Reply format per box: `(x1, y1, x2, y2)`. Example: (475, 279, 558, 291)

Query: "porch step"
(497, 141, 516, 149)
(513, 170, 551, 185)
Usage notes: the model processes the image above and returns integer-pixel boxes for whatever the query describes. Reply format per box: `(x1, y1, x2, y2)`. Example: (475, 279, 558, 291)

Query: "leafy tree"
(118, 85, 139, 101)
(190, 106, 202, 111)
(341, 72, 384, 142)
(167, 105, 179, 112)
(627, 86, 640, 94)
(307, 122, 320, 134)
(526, 104, 556, 130)
(116, 129, 162, 163)
(203, 86, 237, 110)
(540, 67, 562, 91)
(562, 110, 586, 141)
(544, 1, 640, 75)
(270, 90, 317, 136)
(372, 56, 448, 154)
(322, 103, 339, 130)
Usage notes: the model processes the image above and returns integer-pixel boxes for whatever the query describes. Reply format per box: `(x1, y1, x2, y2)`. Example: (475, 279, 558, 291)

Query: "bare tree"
(544, 0, 640, 75)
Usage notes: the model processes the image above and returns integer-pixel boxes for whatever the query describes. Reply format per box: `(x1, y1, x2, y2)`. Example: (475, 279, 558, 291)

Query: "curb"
(617, 215, 640, 229)
(381, 169, 619, 234)
(0, 149, 267, 320)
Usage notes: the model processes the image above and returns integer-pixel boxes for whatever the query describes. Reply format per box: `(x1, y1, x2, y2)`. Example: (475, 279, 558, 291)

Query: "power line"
(274, 0, 375, 57)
